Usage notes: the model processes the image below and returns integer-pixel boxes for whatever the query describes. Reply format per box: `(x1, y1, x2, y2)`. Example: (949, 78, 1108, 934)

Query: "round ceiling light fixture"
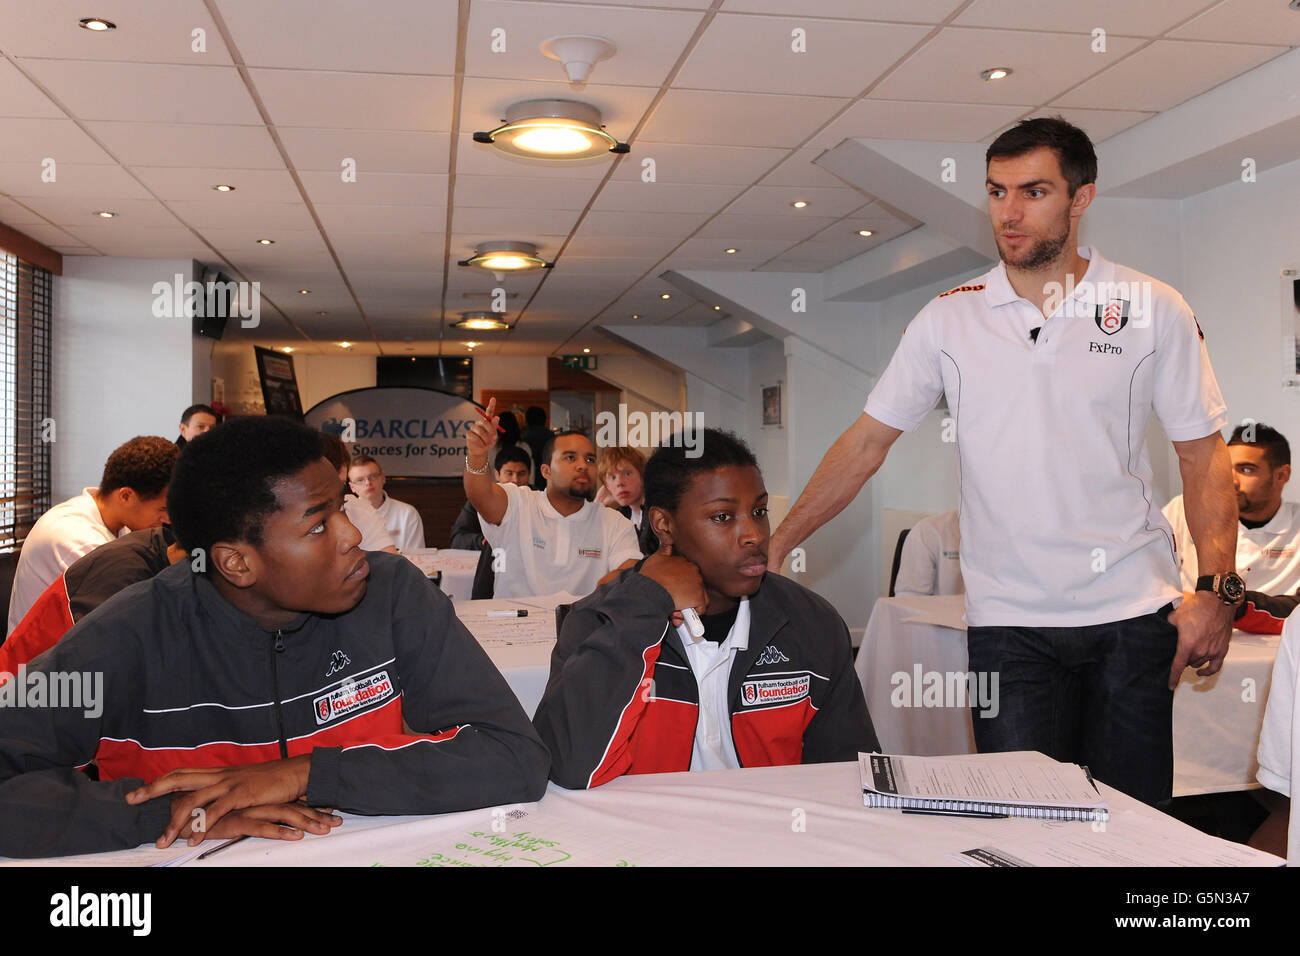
(459, 241, 551, 280)
(454, 311, 511, 331)
(473, 99, 629, 160)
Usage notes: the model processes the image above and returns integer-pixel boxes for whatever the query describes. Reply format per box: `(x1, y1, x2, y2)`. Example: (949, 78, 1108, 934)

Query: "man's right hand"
(638, 545, 707, 620)
(466, 397, 500, 467)
(172, 800, 342, 846)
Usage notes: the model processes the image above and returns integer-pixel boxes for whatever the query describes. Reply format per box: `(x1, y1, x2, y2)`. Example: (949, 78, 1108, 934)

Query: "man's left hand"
(1166, 590, 1236, 689)
(125, 755, 313, 847)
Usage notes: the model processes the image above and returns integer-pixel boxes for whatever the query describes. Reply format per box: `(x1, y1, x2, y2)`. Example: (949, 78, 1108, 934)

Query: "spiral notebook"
(859, 753, 1109, 823)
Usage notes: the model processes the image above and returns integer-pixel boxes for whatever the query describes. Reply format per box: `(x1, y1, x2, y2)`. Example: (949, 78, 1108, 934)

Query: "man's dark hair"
(495, 445, 531, 472)
(99, 436, 179, 499)
(986, 116, 1098, 198)
(540, 429, 589, 469)
(180, 403, 216, 425)
(644, 428, 759, 514)
(320, 432, 350, 472)
(1229, 423, 1290, 469)
(168, 417, 326, 556)
(524, 405, 547, 428)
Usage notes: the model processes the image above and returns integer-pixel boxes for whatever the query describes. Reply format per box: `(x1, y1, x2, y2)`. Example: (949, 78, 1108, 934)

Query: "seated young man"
(464, 399, 641, 600)
(320, 433, 396, 554)
(7, 435, 179, 634)
(596, 446, 657, 556)
(348, 455, 425, 552)
(0, 417, 549, 858)
(533, 428, 879, 789)
(1, 525, 187, 674)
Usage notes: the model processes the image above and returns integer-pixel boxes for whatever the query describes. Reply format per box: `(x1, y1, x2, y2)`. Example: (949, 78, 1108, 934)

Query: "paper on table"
(367, 808, 696, 868)
(459, 609, 558, 647)
(862, 752, 1104, 809)
(403, 549, 483, 576)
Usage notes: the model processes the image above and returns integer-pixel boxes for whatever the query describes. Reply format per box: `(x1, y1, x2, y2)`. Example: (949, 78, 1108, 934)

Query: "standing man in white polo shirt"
(767, 117, 1241, 807)
(1164, 423, 1300, 595)
(465, 400, 642, 600)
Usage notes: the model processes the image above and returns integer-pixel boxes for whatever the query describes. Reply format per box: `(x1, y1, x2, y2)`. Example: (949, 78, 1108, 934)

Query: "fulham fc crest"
(1095, 299, 1129, 335)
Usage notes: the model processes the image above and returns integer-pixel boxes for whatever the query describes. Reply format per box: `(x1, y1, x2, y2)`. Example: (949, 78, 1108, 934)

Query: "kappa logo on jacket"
(325, 650, 351, 676)
(754, 644, 790, 666)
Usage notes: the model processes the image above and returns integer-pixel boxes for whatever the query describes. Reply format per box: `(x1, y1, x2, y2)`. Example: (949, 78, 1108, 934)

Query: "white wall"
(745, 337, 789, 497)
(296, 355, 376, 410)
(53, 257, 202, 500)
(474, 355, 547, 399)
(1180, 155, 1300, 503)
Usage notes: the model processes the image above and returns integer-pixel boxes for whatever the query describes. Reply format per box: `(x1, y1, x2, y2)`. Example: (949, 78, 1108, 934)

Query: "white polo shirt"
(1257, 607, 1300, 864)
(676, 598, 751, 771)
(479, 482, 641, 600)
(374, 493, 425, 553)
(895, 509, 964, 597)
(865, 247, 1228, 627)
(342, 495, 396, 553)
(7, 488, 117, 635)
(1163, 496, 1300, 595)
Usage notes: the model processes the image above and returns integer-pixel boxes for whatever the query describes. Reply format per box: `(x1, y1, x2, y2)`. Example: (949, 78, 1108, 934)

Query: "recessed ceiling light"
(316, 311, 328, 316)
(257, 238, 274, 245)
(660, 293, 671, 300)
(714, 305, 722, 311)
(473, 98, 628, 160)
(298, 289, 310, 295)
(94, 210, 116, 218)
(280, 347, 293, 354)
(631, 313, 640, 319)
(79, 17, 115, 31)
(857, 229, 874, 238)
(791, 200, 808, 208)
(725, 248, 738, 255)
(338, 341, 353, 349)
(465, 341, 480, 350)
(980, 67, 1011, 82)
(582, 347, 591, 353)
(212, 184, 235, 192)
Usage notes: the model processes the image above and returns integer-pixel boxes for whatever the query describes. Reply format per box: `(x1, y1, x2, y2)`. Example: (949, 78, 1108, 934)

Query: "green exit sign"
(561, 354, 598, 370)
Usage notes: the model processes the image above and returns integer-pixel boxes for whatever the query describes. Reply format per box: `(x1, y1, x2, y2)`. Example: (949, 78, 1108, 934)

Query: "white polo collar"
(982, 245, 1113, 313)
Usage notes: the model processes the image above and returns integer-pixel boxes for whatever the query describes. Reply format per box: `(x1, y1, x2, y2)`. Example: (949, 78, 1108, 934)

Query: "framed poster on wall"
(254, 345, 304, 420)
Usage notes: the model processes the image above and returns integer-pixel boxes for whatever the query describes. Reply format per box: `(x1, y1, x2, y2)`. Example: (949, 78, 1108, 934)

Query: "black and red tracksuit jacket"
(1235, 588, 1300, 634)
(0, 552, 549, 858)
(1, 527, 174, 675)
(533, 567, 879, 789)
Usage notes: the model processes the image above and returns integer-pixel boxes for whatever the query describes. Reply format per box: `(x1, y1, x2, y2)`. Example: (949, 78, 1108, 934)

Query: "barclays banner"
(304, 387, 481, 478)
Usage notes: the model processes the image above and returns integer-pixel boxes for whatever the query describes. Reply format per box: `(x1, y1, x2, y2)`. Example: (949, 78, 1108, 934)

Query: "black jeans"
(966, 605, 1178, 808)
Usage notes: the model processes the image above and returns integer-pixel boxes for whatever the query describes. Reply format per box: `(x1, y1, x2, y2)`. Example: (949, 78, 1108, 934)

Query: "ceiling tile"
(1019, 107, 1155, 143)
(0, 118, 115, 163)
(807, 99, 1028, 147)
(0, 58, 61, 118)
(278, 129, 450, 174)
(451, 205, 582, 235)
(315, 203, 448, 234)
(88, 121, 285, 168)
(17, 195, 179, 227)
(608, 141, 790, 185)
(300, 171, 448, 206)
(131, 166, 301, 202)
(872, 27, 1145, 105)
(455, 174, 597, 209)
(721, 0, 965, 22)
(1171, 0, 1300, 45)
(721, 184, 869, 217)
(637, 89, 849, 147)
(168, 198, 316, 229)
(592, 179, 745, 213)
(578, 208, 713, 236)
(249, 69, 454, 131)
(954, 0, 1214, 36)
(218, 0, 457, 73)
(1053, 39, 1289, 111)
(20, 60, 261, 123)
(676, 14, 929, 96)
(0, 0, 234, 63)
(696, 211, 838, 241)
(0, 162, 152, 199)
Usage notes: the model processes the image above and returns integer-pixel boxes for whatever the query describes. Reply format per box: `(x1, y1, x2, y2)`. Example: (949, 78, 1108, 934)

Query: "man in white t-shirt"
(768, 117, 1240, 807)
(1164, 423, 1299, 594)
(464, 402, 641, 600)
(1254, 607, 1299, 863)
(320, 433, 396, 554)
(7, 436, 178, 634)
(894, 509, 964, 597)
(348, 455, 425, 552)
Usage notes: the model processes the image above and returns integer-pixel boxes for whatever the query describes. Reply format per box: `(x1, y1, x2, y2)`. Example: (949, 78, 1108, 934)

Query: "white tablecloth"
(855, 596, 1281, 797)
(6, 756, 1278, 867)
(457, 594, 570, 717)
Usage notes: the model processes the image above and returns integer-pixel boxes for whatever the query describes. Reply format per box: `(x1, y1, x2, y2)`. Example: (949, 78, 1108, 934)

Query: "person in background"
(2, 525, 187, 672)
(464, 400, 640, 600)
(520, 405, 552, 491)
(1251, 606, 1299, 863)
(7, 436, 178, 634)
(894, 509, 964, 597)
(534, 428, 878, 788)
(320, 433, 397, 554)
(450, 446, 532, 599)
(175, 404, 218, 448)
(597, 446, 657, 556)
(348, 455, 425, 552)
(1165, 423, 1299, 594)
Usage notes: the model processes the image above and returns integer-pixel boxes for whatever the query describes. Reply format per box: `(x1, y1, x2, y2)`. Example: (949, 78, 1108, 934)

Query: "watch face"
(1221, 573, 1246, 602)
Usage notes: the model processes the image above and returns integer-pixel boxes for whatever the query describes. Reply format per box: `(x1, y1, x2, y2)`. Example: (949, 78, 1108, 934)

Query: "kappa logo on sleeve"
(313, 671, 394, 725)
(741, 674, 811, 707)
